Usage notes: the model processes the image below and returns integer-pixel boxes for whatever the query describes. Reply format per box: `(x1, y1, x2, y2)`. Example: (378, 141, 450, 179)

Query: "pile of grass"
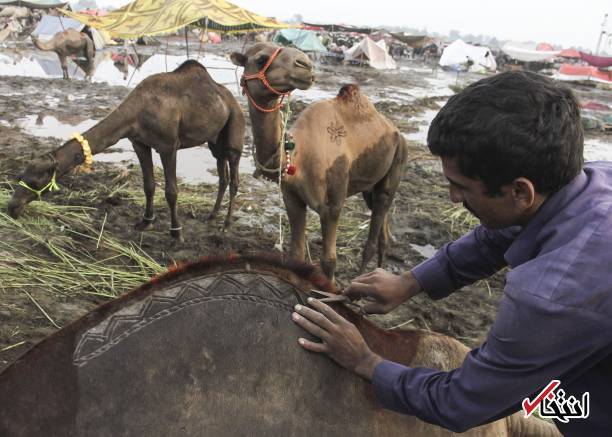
(0, 187, 165, 301)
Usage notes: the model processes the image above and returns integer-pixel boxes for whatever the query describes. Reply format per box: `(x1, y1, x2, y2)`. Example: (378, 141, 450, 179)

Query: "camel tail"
(505, 412, 562, 437)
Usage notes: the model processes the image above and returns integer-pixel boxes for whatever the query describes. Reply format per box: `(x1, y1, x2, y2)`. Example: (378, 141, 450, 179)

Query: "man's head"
(428, 71, 583, 228)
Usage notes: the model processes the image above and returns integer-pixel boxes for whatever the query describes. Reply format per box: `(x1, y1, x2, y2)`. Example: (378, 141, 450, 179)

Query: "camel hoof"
(134, 220, 154, 231)
(170, 228, 184, 243)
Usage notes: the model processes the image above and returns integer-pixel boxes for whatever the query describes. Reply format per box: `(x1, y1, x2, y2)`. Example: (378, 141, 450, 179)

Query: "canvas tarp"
(439, 39, 496, 72)
(501, 42, 559, 62)
(390, 33, 434, 49)
(273, 29, 326, 52)
(32, 14, 113, 49)
(344, 36, 396, 70)
(61, 0, 292, 38)
(0, 0, 67, 9)
(579, 51, 612, 68)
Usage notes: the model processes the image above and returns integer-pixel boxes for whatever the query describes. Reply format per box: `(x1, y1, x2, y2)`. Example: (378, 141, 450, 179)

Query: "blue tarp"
(273, 29, 326, 53)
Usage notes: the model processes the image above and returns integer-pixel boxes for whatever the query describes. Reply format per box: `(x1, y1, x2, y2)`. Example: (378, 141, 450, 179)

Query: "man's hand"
(343, 269, 422, 314)
(292, 298, 383, 380)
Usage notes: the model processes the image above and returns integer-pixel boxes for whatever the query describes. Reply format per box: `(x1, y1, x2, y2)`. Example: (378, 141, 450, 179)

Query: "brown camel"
(31, 28, 95, 80)
(7, 60, 245, 239)
(231, 44, 408, 280)
(0, 255, 560, 436)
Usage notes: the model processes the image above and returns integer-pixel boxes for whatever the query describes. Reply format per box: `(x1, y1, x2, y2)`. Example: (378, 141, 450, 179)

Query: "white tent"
(32, 15, 111, 50)
(344, 36, 396, 70)
(501, 42, 560, 62)
(439, 39, 496, 73)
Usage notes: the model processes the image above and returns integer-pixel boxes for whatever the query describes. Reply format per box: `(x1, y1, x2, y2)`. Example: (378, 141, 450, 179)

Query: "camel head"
(7, 155, 59, 218)
(230, 43, 315, 101)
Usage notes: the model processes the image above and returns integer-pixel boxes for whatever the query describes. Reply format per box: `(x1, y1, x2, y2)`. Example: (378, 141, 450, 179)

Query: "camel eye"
(256, 55, 269, 68)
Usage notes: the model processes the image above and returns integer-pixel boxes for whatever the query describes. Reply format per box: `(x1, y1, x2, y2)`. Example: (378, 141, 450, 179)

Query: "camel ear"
(230, 52, 247, 67)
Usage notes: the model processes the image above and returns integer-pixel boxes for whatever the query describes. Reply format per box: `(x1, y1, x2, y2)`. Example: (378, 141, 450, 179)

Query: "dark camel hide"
(0, 255, 559, 436)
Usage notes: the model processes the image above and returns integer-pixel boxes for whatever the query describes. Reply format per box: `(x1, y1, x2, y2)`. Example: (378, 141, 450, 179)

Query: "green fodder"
(0, 187, 164, 299)
(442, 205, 479, 236)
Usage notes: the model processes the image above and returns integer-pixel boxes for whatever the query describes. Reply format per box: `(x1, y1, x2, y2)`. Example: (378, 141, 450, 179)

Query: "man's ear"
(230, 52, 247, 67)
(512, 177, 536, 207)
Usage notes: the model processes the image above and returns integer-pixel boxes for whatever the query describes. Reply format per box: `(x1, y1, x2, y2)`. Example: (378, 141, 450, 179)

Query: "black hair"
(427, 71, 583, 195)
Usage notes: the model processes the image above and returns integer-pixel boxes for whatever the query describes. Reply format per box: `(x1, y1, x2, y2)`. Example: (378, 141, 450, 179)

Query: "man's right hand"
(343, 269, 422, 314)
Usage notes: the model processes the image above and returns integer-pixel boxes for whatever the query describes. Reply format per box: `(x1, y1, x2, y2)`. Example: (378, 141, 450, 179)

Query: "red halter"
(240, 47, 291, 113)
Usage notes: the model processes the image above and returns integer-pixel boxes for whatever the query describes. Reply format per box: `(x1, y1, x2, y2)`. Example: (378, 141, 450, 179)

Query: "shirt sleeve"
(411, 225, 520, 299)
(371, 289, 612, 432)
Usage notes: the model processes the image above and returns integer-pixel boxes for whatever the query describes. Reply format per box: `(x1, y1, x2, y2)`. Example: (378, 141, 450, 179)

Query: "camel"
(0, 255, 560, 436)
(231, 43, 408, 281)
(31, 28, 95, 80)
(7, 60, 245, 240)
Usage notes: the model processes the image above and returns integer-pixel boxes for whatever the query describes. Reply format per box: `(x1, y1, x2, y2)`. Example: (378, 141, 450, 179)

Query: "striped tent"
(61, 0, 293, 39)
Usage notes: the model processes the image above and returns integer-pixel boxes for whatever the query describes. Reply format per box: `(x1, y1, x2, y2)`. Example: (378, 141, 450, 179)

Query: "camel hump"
(336, 84, 362, 102)
(173, 59, 207, 73)
(334, 84, 377, 120)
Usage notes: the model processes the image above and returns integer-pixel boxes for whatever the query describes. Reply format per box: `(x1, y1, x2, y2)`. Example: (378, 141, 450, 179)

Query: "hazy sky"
(95, 0, 610, 51)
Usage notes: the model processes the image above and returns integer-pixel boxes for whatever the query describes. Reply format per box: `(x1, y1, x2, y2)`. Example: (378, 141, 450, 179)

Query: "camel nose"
(294, 58, 312, 71)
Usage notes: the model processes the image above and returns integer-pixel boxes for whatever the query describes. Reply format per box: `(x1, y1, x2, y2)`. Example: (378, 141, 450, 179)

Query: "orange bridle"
(240, 47, 291, 113)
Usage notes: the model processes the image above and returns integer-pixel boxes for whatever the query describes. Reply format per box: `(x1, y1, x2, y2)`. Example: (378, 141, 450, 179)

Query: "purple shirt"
(372, 162, 612, 435)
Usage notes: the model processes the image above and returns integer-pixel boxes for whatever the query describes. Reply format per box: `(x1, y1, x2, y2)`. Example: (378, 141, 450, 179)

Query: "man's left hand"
(292, 297, 383, 380)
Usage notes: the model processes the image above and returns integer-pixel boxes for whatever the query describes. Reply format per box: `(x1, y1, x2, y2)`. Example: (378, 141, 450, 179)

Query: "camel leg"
(360, 189, 392, 273)
(159, 149, 183, 242)
(132, 141, 156, 231)
(282, 187, 307, 261)
(59, 54, 68, 80)
(363, 191, 392, 267)
(208, 153, 229, 223)
(378, 215, 390, 268)
(319, 204, 342, 281)
(223, 151, 240, 229)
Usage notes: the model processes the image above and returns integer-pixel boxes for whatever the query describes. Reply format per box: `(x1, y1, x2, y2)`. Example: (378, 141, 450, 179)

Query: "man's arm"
(371, 289, 612, 432)
(412, 225, 519, 299)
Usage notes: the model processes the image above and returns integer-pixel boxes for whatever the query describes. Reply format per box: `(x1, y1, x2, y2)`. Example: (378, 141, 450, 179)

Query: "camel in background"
(231, 43, 408, 281)
(8, 60, 245, 240)
(31, 29, 94, 80)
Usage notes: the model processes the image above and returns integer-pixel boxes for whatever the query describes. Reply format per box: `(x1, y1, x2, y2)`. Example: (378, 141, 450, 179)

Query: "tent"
(61, 0, 293, 38)
(390, 33, 434, 49)
(273, 29, 326, 53)
(32, 15, 113, 49)
(0, 0, 67, 8)
(501, 42, 559, 62)
(559, 48, 581, 59)
(344, 36, 396, 70)
(439, 39, 496, 72)
(556, 63, 612, 85)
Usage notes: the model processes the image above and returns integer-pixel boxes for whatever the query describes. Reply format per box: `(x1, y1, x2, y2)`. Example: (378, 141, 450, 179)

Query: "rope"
(18, 170, 59, 198)
(274, 96, 292, 251)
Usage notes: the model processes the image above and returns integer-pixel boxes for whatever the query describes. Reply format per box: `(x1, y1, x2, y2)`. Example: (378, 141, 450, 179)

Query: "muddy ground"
(0, 40, 608, 372)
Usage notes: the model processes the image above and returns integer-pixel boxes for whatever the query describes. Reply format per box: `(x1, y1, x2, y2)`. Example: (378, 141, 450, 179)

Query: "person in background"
(292, 71, 612, 436)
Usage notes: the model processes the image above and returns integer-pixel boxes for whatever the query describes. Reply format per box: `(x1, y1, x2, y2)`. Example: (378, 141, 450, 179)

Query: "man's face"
(441, 156, 522, 229)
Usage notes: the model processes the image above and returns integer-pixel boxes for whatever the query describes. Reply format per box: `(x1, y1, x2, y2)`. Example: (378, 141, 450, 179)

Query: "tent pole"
(184, 26, 190, 59)
(165, 33, 170, 72)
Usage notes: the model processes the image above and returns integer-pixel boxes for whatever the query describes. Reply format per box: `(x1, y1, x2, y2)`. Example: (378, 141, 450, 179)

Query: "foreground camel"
(231, 43, 408, 280)
(7, 60, 245, 238)
(0, 255, 560, 436)
(31, 28, 94, 80)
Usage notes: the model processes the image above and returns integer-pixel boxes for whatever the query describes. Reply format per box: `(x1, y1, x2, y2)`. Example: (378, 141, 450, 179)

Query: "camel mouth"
(289, 75, 315, 90)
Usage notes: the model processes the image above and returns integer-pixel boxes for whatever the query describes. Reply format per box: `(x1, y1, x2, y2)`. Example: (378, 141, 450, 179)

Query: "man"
(292, 71, 612, 436)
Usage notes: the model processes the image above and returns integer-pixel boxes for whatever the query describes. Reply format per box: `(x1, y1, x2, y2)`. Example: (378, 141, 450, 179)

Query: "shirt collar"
(504, 169, 588, 267)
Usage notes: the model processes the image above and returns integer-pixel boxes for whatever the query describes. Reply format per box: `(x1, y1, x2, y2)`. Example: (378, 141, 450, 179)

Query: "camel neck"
(52, 107, 133, 174)
(248, 102, 284, 172)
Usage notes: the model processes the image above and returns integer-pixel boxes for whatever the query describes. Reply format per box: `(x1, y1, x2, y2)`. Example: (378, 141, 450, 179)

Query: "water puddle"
(584, 138, 612, 162)
(410, 243, 437, 259)
(0, 50, 243, 92)
(17, 114, 255, 185)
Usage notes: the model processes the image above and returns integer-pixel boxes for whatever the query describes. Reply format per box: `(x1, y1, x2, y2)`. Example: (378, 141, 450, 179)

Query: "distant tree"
(449, 29, 460, 40)
(289, 14, 303, 24)
(75, 0, 98, 10)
